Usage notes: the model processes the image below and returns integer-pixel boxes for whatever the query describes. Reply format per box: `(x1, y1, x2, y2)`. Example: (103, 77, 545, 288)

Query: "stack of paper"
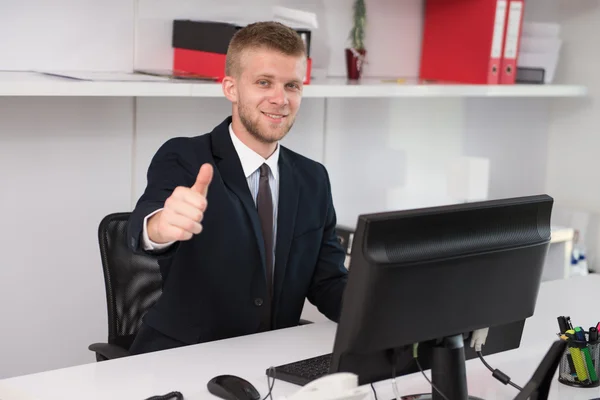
(518, 22, 562, 84)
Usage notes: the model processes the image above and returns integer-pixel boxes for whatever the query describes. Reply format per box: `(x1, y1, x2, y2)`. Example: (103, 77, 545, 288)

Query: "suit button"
(254, 298, 263, 307)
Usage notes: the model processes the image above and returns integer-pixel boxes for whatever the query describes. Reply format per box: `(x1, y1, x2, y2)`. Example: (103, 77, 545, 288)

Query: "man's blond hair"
(225, 21, 307, 77)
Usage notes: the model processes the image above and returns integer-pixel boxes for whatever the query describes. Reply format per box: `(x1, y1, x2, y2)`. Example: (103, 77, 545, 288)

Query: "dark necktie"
(257, 163, 274, 327)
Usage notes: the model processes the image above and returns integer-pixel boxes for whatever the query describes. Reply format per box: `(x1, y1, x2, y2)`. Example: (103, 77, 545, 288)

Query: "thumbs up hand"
(191, 163, 213, 197)
(147, 163, 214, 244)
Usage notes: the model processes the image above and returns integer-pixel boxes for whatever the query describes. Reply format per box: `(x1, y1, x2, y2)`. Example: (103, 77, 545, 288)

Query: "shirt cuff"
(142, 208, 175, 251)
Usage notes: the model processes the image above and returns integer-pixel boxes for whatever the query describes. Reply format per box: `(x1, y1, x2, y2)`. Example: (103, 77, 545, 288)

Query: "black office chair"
(89, 212, 312, 362)
(89, 212, 163, 361)
(513, 339, 568, 400)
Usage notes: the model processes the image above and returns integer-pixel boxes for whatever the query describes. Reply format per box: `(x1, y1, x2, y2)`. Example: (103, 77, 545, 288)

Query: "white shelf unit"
(0, 72, 588, 98)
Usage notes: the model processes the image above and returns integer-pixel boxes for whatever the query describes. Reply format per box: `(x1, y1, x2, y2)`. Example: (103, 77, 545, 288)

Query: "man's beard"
(238, 101, 295, 144)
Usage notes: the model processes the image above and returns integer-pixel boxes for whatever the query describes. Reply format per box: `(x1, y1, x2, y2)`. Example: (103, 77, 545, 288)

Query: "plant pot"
(345, 48, 366, 80)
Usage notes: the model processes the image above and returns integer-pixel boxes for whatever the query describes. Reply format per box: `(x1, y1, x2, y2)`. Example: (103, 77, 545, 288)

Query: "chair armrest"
(88, 343, 130, 361)
(299, 319, 313, 325)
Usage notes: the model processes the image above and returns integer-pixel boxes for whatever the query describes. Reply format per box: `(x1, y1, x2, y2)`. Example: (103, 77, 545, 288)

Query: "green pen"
(566, 330, 589, 382)
(575, 327, 598, 382)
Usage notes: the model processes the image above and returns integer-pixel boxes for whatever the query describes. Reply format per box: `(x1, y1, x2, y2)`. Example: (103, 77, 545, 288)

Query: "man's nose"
(269, 85, 289, 106)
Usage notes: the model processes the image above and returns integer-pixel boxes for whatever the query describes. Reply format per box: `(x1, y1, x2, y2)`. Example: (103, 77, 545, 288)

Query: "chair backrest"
(97, 212, 163, 351)
(514, 340, 567, 400)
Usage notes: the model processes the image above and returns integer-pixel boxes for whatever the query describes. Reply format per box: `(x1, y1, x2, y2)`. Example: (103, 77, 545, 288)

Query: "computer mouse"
(207, 374, 261, 400)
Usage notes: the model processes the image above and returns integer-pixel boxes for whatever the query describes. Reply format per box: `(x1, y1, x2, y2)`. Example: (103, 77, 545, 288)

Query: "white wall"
(0, 0, 581, 379)
(0, 97, 133, 378)
(0, 0, 136, 379)
(544, 1, 600, 269)
(464, 98, 551, 200)
(0, 0, 134, 71)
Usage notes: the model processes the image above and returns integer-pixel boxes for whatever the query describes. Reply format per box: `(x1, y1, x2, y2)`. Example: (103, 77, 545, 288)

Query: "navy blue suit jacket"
(128, 117, 348, 346)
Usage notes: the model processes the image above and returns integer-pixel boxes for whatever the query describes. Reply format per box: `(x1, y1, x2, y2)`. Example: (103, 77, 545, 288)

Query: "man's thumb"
(191, 163, 214, 196)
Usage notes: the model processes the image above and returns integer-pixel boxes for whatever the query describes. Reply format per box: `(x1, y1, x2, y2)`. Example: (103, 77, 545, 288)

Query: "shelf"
(550, 226, 575, 244)
(0, 72, 193, 97)
(301, 78, 588, 98)
(0, 72, 588, 98)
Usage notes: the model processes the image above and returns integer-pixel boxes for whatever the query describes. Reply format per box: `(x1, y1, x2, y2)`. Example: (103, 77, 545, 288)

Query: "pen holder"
(558, 333, 600, 388)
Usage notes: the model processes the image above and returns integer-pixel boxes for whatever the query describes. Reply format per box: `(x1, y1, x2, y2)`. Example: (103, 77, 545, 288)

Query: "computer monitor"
(270, 194, 553, 399)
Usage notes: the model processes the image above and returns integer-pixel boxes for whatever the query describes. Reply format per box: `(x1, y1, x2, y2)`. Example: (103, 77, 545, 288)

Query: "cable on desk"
(370, 383, 378, 400)
(143, 391, 183, 400)
(390, 350, 402, 400)
(476, 351, 523, 391)
(413, 344, 450, 400)
(262, 366, 276, 400)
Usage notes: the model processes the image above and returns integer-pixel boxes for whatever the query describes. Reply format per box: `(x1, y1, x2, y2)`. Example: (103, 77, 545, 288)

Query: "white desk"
(1, 275, 599, 400)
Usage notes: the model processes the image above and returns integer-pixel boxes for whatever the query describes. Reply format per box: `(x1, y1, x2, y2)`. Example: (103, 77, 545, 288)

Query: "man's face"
(232, 47, 305, 144)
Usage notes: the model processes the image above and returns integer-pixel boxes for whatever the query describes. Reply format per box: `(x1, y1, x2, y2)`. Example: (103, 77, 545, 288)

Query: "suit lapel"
(210, 118, 300, 315)
(273, 149, 299, 307)
(211, 118, 267, 276)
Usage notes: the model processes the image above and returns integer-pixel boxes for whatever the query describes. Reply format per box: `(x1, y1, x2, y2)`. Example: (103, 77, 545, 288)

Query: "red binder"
(419, 0, 509, 84)
(173, 48, 312, 84)
(499, 0, 525, 84)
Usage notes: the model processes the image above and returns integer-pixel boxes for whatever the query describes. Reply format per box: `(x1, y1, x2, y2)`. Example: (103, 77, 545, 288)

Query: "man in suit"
(128, 21, 348, 355)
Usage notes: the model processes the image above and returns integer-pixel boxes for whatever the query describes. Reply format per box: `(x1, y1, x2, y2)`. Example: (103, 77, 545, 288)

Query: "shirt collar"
(229, 123, 279, 180)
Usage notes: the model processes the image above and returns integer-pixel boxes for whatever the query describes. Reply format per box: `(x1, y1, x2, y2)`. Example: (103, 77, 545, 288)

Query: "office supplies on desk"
(575, 327, 598, 382)
(558, 325, 600, 388)
(565, 329, 589, 383)
(558, 316, 570, 334)
(590, 327, 599, 342)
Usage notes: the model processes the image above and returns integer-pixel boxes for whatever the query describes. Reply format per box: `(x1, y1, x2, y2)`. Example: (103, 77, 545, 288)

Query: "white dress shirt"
(142, 124, 280, 266)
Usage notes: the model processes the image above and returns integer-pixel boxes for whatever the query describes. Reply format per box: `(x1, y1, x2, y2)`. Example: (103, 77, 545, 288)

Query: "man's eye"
(258, 80, 269, 86)
(287, 83, 300, 90)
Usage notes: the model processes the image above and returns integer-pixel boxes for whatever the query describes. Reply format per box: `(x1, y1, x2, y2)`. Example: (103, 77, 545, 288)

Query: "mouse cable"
(413, 344, 450, 400)
(262, 366, 276, 400)
(390, 357, 402, 400)
(370, 383, 378, 400)
(143, 391, 184, 400)
(476, 351, 523, 391)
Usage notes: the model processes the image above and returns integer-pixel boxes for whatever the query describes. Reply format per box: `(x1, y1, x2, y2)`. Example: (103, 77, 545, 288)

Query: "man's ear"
(222, 76, 238, 103)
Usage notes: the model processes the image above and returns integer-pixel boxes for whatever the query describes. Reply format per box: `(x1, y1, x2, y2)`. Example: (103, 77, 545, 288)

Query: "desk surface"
(1, 275, 599, 400)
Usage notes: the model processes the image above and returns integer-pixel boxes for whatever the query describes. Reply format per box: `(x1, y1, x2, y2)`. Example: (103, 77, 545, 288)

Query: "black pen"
(590, 327, 598, 343)
(558, 316, 569, 334)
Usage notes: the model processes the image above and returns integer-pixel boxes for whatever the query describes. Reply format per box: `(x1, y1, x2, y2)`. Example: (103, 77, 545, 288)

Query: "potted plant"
(346, 0, 367, 80)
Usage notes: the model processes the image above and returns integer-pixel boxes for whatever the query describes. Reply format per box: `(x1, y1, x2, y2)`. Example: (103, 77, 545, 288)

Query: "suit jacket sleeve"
(306, 165, 349, 322)
(128, 138, 199, 258)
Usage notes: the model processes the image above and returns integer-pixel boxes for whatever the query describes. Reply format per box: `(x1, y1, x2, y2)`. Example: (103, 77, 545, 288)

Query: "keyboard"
(267, 353, 333, 386)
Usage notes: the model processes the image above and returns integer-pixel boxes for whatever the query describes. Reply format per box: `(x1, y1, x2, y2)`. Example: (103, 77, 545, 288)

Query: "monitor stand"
(399, 334, 484, 400)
